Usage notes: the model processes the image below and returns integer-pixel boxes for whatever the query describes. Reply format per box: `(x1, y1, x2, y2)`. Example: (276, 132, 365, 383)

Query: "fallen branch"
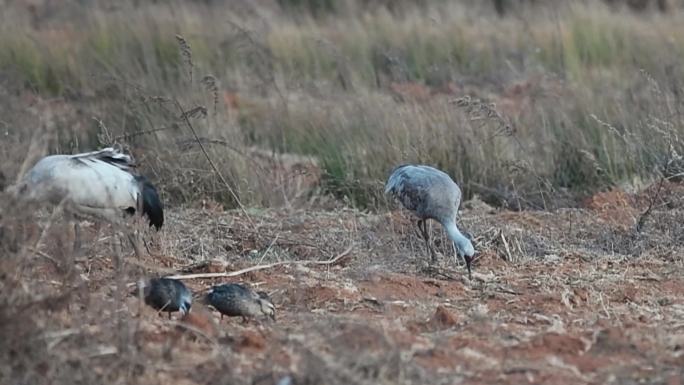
(28, 247, 59, 265)
(166, 244, 354, 280)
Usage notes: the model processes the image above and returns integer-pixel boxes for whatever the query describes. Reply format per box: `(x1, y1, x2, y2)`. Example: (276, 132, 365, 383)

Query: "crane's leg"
(112, 216, 142, 259)
(73, 221, 82, 256)
(414, 219, 424, 240)
(126, 230, 143, 259)
(417, 219, 437, 263)
(67, 209, 83, 259)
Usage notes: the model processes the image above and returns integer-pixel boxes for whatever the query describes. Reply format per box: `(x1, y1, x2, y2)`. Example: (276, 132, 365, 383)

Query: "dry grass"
(1, 0, 684, 208)
(3, 1, 684, 384)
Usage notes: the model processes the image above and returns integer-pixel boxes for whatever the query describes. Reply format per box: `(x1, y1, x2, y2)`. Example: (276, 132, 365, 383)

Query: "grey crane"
(10, 146, 163, 257)
(385, 164, 475, 278)
(136, 277, 192, 318)
(203, 283, 276, 322)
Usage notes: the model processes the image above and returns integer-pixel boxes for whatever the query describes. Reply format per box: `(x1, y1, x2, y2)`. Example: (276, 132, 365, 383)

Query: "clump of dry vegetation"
(2, 0, 684, 209)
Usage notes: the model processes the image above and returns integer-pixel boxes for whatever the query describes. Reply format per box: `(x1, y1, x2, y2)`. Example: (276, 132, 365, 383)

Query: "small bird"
(204, 283, 276, 322)
(11, 146, 163, 257)
(385, 164, 475, 278)
(136, 278, 192, 318)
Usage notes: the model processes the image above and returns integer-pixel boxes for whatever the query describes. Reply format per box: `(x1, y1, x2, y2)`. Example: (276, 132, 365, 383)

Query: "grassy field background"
(2, 0, 684, 209)
(2, 1, 684, 385)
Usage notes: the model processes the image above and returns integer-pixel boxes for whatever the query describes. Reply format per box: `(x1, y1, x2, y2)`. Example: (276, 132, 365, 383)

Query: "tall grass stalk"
(1, 0, 683, 209)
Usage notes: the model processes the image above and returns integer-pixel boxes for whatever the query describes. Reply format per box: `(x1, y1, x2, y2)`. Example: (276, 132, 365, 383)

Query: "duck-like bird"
(13, 146, 163, 256)
(137, 278, 192, 318)
(204, 283, 276, 322)
(385, 164, 475, 278)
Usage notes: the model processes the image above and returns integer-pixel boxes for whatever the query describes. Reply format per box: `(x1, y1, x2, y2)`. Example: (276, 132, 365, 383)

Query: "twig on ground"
(166, 244, 353, 280)
(500, 230, 513, 262)
(257, 232, 280, 265)
(28, 247, 60, 266)
(636, 175, 665, 233)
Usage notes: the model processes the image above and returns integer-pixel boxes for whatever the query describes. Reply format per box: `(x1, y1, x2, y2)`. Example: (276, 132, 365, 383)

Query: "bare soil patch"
(3, 188, 684, 384)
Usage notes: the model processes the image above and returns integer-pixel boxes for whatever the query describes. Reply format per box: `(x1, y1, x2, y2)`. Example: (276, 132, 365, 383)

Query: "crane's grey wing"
(384, 165, 429, 212)
(61, 158, 138, 209)
(70, 147, 135, 171)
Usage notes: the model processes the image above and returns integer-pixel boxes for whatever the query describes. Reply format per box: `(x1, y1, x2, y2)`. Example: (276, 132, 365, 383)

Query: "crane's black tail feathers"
(136, 175, 164, 230)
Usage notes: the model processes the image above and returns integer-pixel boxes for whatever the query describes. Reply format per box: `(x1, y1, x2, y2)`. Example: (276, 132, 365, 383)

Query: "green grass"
(1, 0, 683, 209)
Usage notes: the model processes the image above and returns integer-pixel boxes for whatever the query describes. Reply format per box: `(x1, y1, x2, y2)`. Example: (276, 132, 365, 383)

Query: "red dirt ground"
(3, 189, 684, 384)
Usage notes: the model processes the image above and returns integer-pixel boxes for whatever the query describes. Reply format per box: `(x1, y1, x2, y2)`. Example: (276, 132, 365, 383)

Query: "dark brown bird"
(204, 283, 275, 322)
(136, 278, 192, 318)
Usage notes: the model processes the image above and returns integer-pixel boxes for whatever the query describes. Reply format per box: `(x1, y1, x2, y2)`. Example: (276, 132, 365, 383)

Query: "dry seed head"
(184, 106, 208, 119)
(175, 34, 194, 84)
(579, 149, 605, 174)
(201, 75, 219, 115)
(94, 116, 113, 146)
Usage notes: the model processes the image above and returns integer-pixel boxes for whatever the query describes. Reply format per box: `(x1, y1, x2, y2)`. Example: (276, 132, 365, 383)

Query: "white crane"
(385, 164, 475, 278)
(12, 146, 164, 257)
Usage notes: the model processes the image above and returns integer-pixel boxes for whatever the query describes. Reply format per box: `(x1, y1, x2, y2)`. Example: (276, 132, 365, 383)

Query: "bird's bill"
(465, 255, 473, 280)
(270, 312, 276, 322)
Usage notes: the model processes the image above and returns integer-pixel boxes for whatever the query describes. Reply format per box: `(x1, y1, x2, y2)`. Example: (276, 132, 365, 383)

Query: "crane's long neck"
(443, 218, 474, 280)
(443, 219, 468, 245)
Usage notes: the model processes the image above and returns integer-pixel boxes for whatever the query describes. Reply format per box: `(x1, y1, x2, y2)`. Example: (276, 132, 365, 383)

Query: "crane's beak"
(464, 255, 473, 280)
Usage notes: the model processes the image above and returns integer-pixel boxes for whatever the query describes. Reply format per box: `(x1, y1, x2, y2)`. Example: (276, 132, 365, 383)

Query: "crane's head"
(454, 236, 475, 280)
